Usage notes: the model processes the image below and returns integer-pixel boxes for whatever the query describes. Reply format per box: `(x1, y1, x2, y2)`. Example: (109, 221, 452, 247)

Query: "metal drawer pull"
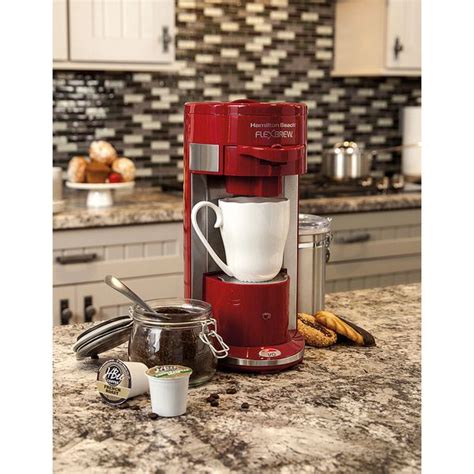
(60, 299, 73, 325)
(334, 232, 371, 244)
(56, 253, 98, 265)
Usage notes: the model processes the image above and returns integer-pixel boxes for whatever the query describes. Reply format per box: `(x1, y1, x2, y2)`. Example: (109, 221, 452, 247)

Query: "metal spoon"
(104, 275, 171, 319)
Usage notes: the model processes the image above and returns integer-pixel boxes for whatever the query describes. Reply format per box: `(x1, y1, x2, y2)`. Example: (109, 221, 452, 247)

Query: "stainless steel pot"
(322, 141, 371, 181)
(298, 214, 332, 315)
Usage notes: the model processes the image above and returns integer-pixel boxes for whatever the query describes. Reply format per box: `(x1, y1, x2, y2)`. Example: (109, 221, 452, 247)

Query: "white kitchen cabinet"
(53, 0, 177, 71)
(69, 0, 174, 63)
(332, 0, 421, 76)
(53, 222, 184, 326)
(385, 0, 421, 70)
(53, 0, 68, 61)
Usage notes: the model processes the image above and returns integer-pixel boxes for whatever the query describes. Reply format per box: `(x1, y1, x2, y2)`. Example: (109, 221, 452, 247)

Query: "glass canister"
(128, 298, 229, 387)
(298, 214, 332, 315)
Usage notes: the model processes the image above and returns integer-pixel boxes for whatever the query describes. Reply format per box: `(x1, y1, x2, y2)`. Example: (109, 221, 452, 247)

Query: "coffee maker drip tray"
(217, 272, 288, 285)
(203, 271, 305, 372)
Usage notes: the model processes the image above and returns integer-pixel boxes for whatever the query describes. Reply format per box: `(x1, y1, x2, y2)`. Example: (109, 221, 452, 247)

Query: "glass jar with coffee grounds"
(128, 298, 229, 387)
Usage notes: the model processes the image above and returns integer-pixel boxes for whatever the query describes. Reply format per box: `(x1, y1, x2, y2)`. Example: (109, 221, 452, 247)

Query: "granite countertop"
(54, 283, 421, 473)
(53, 188, 421, 230)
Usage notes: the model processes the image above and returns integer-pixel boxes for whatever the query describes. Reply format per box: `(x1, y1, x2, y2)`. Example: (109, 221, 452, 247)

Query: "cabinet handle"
(84, 296, 96, 323)
(393, 36, 404, 59)
(161, 26, 173, 53)
(60, 299, 73, 325)
(334, 232, 371, 244)
(56, 253, 98, 265)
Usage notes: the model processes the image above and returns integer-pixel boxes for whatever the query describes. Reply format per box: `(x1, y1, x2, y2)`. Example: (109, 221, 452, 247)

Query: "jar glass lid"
(299, 214, 332, 235)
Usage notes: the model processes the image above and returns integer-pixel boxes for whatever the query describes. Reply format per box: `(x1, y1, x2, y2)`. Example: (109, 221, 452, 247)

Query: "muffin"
(67, 156, 88, 183)
(111, 157, 136, 182)
(89, 141, 117, 165)
(85, 161, 110, 183)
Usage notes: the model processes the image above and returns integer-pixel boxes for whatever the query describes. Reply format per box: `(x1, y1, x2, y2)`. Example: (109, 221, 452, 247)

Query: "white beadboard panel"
(105, 245, 125, 261)
(125, 243, 144, 259)
(163, 240, 178, 255)
(144, 242, 163, 257)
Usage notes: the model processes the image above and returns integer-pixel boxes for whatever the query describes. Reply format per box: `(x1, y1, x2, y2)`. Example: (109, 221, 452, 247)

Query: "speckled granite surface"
(300, 192, 421, 215)
(53, 284, 421, 473)
(53, 189, 183, 230)
(53, 188, 421, 230)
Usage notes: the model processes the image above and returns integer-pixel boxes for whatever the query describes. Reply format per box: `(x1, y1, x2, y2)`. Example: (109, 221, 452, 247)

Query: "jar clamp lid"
(73, 315, 133, 359)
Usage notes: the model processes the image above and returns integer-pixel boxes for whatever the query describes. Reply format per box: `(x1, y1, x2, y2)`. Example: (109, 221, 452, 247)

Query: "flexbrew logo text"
(250, 122, 295, 139)
(255, 130, 294, 139)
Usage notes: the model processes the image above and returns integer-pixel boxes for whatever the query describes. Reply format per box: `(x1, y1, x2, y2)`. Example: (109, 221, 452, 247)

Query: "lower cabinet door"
(74, 274, 184, 323)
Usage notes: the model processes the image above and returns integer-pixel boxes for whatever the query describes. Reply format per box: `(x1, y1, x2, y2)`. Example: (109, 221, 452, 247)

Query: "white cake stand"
(66, 181, 135, 208)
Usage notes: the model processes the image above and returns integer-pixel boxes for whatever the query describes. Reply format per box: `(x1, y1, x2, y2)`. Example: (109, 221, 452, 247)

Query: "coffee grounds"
(129, 316, 216, 386)
(156, 307, 193, 315)
(210, 400, 219, 407)
(226, 387, 237, 394)
(148, 412, 159, 420)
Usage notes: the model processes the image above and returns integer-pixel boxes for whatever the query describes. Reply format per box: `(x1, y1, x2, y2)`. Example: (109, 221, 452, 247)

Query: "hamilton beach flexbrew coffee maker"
(183, 100, 307, 372)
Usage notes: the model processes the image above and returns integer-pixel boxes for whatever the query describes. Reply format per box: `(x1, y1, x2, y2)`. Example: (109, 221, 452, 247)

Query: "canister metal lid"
(299, 214, 332, 235)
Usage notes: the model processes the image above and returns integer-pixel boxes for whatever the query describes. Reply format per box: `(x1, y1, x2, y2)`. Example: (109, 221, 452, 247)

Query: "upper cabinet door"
(69, 0, 175, 63)
(53, 0, 68, 61)
(385, 0, 421, 70)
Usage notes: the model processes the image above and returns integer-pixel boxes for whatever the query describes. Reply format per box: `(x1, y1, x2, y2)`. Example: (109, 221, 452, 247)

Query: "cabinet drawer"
(324, 209, 421, 263)
(330, 236, 420, 262)
(327, 254, 421, 281)
(53, 223, 183, 286)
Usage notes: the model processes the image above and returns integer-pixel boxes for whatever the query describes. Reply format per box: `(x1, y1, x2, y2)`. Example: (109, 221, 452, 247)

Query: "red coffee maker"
(183, 100, 307, 372)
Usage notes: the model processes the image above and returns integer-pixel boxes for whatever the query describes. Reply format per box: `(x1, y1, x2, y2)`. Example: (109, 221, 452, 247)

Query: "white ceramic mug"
(191, 197, 290, 282)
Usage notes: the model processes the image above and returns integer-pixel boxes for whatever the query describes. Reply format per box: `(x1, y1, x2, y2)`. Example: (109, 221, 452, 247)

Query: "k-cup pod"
(97, 359, 148, 406)
(146, 365, 192, 417)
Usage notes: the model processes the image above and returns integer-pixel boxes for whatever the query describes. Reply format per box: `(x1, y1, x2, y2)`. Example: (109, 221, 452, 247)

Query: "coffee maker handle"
(191, 201, 234, 278)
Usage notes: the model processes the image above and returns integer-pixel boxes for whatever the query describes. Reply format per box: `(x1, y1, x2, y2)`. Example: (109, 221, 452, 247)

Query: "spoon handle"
(104, 275, 156, 314)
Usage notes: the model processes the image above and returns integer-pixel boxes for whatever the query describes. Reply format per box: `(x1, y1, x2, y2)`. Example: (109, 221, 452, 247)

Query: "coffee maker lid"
(184, 99, 307, 117)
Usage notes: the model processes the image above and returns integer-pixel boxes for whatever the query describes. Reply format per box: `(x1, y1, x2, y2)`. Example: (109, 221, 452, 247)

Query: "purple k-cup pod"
(97, 359, 148, 406)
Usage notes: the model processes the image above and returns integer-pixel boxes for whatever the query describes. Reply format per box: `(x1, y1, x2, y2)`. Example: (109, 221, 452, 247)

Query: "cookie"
(314, 310, 376, 346)
(297, 313, 337, 348)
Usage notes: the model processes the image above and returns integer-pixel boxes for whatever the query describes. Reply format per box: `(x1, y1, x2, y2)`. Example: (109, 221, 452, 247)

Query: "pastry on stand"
(64, 141, 136, 208)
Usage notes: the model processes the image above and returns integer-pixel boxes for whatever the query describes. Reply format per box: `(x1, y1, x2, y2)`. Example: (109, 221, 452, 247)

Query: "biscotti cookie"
(297, 313, 337, 348)
(314, 310, 376, 346)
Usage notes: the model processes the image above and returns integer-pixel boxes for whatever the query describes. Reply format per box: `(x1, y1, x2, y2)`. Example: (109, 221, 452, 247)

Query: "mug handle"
(191, 201, 234, 278)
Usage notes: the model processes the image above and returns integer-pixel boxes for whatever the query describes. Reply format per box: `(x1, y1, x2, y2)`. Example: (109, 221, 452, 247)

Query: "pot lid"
(299, 214, 332, 235)
(331, 140, 361, 156)
(184, 99, 307, 116)
(73, 315, 133, 359)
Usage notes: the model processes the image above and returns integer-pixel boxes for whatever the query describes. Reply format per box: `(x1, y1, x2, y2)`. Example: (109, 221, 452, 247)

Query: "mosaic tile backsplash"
(53, 0, 421, 188)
